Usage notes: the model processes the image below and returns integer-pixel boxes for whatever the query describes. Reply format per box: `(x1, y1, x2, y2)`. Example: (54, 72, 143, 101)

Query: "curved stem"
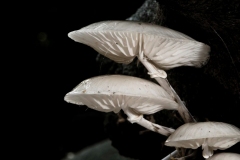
(122, 107, 175, 136)
(138, 52, 196, 123)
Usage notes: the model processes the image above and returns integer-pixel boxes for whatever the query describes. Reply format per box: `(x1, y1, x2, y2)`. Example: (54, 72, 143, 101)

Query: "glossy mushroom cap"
(207, 153, 240, 160)
(64, 75, 178, 113)
(68, 20, 210, 70)
(165, 122, 240, 158)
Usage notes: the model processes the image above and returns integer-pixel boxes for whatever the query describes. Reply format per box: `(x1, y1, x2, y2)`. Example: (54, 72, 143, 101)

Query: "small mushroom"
(68, 20, 210, 123)
(164, 122, 240, 158)
(207, 153, 240, 160)
(64, 75, 179, 136)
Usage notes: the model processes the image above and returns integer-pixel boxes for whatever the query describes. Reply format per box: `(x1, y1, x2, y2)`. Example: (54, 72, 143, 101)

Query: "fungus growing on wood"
(64, 75, 179, 136)
(68, 20, 210, 123)
(207, 153, 240, 160)
(164, 122, 240, 158)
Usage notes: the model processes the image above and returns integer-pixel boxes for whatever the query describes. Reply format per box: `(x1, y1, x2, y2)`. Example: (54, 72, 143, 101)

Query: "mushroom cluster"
(65, 20, 240, 159)
(68, 20, 210, 123)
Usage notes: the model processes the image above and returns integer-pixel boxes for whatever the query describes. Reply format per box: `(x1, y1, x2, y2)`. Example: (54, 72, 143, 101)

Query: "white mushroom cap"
(165, 122, 240, 158)
(207, 153, 240, 160)
(68, 20, 210, 70)
(64, 75, 179, 114)
(64, 75, 179, 136)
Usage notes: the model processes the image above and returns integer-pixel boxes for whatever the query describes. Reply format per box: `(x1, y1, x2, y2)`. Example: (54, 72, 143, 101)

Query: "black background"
(14, 1, 145, 160)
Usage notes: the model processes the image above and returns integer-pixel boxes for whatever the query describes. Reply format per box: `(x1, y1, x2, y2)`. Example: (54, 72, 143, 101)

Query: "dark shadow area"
(15, 1, 145, 160)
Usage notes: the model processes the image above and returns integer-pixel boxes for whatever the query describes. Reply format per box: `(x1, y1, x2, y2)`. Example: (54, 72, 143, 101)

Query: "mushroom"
(164, 122, 240, 158)
(207, 153, 240, 160)
(68, 20, 210, 123)
(64, 75, 179, 136)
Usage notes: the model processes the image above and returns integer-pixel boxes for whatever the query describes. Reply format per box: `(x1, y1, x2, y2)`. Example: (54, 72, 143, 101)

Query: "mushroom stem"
(202, 140, 213, 158)
(162, 150, 178, 160)
(138, 51, 196, 123)
(162, 149, 196, 160)
(122, 107, 175, 136)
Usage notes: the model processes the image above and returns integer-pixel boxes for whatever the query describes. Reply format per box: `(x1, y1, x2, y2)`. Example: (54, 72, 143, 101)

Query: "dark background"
(15, 1, 145, 160)
(10, 0, 240, 160)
